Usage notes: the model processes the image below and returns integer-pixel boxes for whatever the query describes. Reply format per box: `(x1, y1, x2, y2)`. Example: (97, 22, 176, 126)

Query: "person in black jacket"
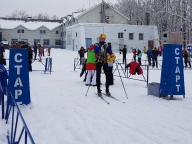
(0, 42, 6, 66)
(33, 43, 38, 60)
(28, 46, 33, 72)
(151, 47, 158, 68)
(78, 47, 86, 65)
(120, 45, 127, 63)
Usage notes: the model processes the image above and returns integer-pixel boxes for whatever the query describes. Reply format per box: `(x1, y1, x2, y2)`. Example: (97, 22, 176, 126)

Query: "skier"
(94, 33, 112, 96)
(85, 45, 96, 86)
(80, 58, 87, 82)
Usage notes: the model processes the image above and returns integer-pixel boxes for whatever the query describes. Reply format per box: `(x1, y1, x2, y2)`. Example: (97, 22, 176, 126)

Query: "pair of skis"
(94, 92, 125, 104)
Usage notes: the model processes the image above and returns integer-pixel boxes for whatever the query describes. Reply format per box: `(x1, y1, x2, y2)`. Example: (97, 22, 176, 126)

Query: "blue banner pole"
(50, 58, 52, 74)
(45, 58, 48, 73)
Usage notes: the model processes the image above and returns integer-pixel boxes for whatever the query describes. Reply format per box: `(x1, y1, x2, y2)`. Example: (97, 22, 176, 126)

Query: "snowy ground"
(1, 49, 192, 144)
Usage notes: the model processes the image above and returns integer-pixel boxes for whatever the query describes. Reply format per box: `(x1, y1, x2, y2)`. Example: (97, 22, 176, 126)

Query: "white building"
(65, 23, 159, 52)
(0, 20, 62, 48)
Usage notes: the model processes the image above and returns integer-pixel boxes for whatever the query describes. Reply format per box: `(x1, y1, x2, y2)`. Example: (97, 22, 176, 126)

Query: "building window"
(56, 31, 59, 34)
(55, 40, 61, 45)
(139, 33, 144, 40)
(21, 39, 28, 42)
(76, 32, 77, 37)
(34, 39, 40, 44)
(40, 30, 46, 34)
(118, 32, 123, 38)
(164, 34, 167, 37)
(17, 29, 24, 33)
(129, 33, 134, 40)
(67, 34, 71, 45)
(43, 39, 49, 45)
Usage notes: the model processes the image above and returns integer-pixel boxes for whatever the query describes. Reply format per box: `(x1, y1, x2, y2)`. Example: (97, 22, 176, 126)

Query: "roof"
(75, 1, 129, 20)
(73, 12, 84, 18)
(0, 19, 61, 30)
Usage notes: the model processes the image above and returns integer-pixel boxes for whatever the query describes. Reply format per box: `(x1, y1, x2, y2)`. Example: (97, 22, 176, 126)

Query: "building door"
(85, 38, 92, 50)
(148, 40, 154, 49)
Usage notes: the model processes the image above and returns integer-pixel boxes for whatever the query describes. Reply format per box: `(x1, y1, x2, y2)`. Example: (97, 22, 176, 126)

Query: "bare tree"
(19, 10, 28, 18)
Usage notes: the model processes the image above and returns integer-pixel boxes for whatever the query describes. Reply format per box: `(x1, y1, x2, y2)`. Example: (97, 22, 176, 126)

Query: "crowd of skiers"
(5, 41, 51, 72)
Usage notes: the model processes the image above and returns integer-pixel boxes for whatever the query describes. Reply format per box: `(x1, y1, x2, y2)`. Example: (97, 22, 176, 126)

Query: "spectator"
(151, 47, 159, 68)
(137, 49, 142, 65)
(33, 43, 38, 60)
(78, 46, 87, 65)
(120, 45, 127, 64)
(158, 45, 163, 56)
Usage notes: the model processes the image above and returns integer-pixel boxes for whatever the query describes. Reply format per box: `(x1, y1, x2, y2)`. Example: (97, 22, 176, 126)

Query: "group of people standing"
(33, 43, 51, 61)
(79, 34, 116, 96)
(146, 47, 160, 68)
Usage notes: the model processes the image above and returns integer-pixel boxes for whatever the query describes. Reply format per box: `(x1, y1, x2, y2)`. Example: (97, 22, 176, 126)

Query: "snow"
(0, 20, 61, 30)
(1, 49, 192, 144)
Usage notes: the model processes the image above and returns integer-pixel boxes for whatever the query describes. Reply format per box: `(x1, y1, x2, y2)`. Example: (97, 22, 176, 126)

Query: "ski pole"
(116, 63, 128, 99)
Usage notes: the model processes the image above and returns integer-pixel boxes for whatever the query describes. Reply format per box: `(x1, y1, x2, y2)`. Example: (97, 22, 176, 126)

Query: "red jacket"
(125, 61, 143, 75)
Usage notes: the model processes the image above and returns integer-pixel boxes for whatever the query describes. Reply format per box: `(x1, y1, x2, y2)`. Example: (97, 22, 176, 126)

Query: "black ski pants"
(148, 56, 151, 65)
(138, 58, 141, 65)
(152, 58, 158, 68)
(34, 52, 37, 60)
(108, 66, 114, 85)
(96, 62, 110, 91)
(123, 54, 126, 64)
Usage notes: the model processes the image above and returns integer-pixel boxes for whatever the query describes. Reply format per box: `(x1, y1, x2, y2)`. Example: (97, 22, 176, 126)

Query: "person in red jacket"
(125, 61, 143, 75)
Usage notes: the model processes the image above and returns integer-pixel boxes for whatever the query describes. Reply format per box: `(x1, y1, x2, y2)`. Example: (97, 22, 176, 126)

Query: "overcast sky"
(0, 0, 118, 18)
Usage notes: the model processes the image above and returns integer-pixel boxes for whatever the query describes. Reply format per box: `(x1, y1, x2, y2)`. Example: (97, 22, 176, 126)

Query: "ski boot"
(106, 89, 111, 96)
(97, 90, 102, 96)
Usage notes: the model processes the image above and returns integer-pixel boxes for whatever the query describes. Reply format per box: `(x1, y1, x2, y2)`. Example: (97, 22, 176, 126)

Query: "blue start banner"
(160, 44, 185, 96)
(8, 49, 31, 105)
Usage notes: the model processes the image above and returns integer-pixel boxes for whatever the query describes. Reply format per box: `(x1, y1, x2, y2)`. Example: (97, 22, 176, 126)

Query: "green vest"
(87, 50, 96, 63)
